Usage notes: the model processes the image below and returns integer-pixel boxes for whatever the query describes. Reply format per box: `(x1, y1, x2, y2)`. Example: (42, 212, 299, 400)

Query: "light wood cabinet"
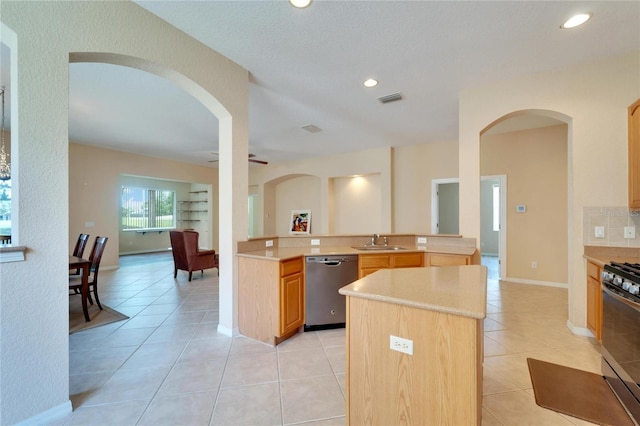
(629, 99, 640, 209)
(238, 255, 304, 345)
(279, 257, 304, 336)
(586, 260, 602, 341)
(426, 252, 472, 267)
(358, 252, 424, 278)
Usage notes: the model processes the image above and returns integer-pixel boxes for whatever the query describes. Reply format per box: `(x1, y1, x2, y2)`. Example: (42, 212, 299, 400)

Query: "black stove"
(601, 261, 640, 424)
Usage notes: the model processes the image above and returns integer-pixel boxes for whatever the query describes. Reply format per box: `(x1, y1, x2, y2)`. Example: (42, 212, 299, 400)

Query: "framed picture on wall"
(289, 210, 311, 235)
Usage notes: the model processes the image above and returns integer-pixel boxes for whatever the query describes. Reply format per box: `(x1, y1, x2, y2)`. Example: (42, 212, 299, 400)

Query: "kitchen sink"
(351, 245, 406, 251)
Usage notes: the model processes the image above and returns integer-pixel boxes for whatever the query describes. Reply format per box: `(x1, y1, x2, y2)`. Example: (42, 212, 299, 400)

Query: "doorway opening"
(432, 175, 506, 279)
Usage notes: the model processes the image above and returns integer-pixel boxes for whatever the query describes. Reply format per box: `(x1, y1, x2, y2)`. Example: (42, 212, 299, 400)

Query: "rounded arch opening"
(479, 108, 572, 287)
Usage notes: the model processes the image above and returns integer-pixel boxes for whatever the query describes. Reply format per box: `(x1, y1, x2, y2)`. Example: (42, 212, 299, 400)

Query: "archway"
(480, 109, 571, 288)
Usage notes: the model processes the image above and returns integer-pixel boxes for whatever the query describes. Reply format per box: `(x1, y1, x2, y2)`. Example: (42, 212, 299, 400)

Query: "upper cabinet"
(629, 99, 640, 209)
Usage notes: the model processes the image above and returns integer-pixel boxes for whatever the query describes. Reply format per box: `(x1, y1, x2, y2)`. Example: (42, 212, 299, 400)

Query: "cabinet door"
(392, 252, 424, 268)
(358, 254, 390, 278)
(587, 276, 602, 340)
(426, 253, 470, 267)
(280, 273, 304, 336)
(629, 99, 640, 209)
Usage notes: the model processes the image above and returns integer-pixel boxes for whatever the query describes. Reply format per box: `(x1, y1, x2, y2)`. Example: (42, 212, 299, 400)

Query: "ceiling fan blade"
(248, 158, 268, 165)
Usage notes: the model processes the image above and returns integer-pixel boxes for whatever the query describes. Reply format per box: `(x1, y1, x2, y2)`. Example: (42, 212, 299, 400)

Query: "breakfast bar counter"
(339, 265, 487, 425)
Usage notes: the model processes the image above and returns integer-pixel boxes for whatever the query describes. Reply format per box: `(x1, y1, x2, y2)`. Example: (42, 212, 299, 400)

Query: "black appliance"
(601, 262, 640, 424)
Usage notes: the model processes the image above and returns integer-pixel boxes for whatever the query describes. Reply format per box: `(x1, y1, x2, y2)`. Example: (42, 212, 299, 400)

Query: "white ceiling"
(2, 1, 639, 167)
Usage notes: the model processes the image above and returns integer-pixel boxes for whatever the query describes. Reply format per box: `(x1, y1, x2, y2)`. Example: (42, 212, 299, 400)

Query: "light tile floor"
(58, 254, 602, 425)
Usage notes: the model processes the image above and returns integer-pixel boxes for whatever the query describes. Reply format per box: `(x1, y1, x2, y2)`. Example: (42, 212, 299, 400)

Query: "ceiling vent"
(302, 124, 322, 133)
(378, 92, 404, 104)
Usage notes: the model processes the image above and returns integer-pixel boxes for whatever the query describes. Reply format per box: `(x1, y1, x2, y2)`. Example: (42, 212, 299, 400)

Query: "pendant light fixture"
(0, 87, 9, 181)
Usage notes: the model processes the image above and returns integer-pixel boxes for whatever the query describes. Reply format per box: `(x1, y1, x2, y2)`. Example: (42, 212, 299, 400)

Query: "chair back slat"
(73, 233, 90, 257)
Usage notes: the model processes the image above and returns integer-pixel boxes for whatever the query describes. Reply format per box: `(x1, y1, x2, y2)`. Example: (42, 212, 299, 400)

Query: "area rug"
(69, 297, 129, 334)
(527, 358, 634, 426)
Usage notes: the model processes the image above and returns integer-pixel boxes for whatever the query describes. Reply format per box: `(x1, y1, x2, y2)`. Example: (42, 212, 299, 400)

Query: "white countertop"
(338, 266, 487, 319)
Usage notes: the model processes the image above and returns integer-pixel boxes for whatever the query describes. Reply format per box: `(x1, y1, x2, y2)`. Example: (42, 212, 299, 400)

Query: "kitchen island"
(339, 265, 487, 426)
(236, 234, 479, 346)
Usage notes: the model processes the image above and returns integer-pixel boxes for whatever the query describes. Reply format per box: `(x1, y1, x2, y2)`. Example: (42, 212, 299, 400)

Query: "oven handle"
(602, 283, 640, 312)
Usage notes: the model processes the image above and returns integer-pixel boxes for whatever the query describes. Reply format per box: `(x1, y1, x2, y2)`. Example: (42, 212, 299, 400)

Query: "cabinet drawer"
(359, 254, 391, 269)
(427, 253, 470, 267)
(281, 256, 303, 277)
(392, 253, 424, 268)
(587, 261, 601, 280)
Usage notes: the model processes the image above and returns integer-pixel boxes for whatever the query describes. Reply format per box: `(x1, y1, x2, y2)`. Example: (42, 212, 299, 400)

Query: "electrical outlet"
(417, 237, 427, 244)
(265, 240, 273, 247)
(311, 239, 320, 246)
(85, 221, 95, 228)
(390, 335, 413, 355)
(531, 261, 537, 269)
(595, 226, 605, 238)
(625, 227, 636, 239)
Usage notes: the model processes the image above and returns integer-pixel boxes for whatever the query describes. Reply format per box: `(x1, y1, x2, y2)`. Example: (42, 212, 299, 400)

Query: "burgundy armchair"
(169, 230, 219, 281)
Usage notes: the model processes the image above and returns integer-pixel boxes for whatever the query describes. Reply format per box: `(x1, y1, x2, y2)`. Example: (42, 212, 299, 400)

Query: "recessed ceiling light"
(289, 0, 312, 8)
(561, 13, 592, 29)
(363, 78, 378, 88)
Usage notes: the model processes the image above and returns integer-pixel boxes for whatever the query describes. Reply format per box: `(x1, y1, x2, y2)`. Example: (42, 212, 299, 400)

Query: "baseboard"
(15, 400, 72, 426)
(119, 248, 171, 256)
(503, 277, 568, 289)
(217, 324, 239, 337)
(566, 319, 595, 338)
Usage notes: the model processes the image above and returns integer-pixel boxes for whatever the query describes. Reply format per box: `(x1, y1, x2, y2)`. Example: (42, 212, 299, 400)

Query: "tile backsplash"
(584, 207, 640, 247)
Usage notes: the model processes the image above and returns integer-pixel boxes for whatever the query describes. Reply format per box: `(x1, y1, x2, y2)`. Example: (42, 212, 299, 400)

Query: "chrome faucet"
(371, 233, 380, 245)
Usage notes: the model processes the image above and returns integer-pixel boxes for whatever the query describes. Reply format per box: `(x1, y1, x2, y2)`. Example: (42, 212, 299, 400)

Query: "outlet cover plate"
(311, 239, 320, 246)
(390, 335, 413, 355)
(595, 226, 605, 238)
(625, 227, 636, 239)
(265, 240, 274, 247)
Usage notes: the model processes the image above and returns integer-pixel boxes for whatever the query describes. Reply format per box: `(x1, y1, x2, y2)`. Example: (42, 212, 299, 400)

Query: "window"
(492, 184, 500, 232)
(0, 178, 10, 236)
(121, 186, 176, 231)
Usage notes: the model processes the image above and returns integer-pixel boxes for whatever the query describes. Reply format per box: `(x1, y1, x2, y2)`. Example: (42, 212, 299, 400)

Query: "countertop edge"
(338, 287, 485, 319)
(237, 245, 476, 261)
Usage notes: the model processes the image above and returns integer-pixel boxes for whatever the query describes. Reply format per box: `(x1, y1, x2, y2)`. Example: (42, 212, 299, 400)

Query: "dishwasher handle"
(307, 256, 356, 267)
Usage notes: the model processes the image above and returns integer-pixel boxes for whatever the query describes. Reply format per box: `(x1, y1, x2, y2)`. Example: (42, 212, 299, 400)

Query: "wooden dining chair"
(69, 236, 108, 311)
(70, 233, 90, 276)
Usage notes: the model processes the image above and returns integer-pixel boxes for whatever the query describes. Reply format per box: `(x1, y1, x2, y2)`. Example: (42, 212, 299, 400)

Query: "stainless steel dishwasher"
(305, 255, 358, 331)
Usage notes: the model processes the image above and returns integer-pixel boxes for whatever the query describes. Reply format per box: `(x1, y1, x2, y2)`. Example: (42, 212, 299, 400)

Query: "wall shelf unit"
(178, 190, 208, 229)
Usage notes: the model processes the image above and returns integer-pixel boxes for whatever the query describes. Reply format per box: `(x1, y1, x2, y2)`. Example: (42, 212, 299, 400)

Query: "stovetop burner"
(605, 262, 640, 281)
(603, 262, 640, 302)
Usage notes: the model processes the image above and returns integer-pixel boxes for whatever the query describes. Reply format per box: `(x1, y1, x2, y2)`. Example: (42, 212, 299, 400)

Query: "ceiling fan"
(208, 152, 268, 165)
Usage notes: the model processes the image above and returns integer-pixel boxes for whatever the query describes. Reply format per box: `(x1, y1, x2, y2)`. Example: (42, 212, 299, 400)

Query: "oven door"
(602, 283, 640, 422)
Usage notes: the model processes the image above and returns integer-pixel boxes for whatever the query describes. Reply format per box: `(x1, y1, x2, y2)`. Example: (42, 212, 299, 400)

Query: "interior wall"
(2, 1, 248, 423)
(438, 182, 459, 234)
(393, 140, 459, 234)
(250, 147, 393, 235)
(332, 174, 382, 234)
(274, 175, 321, 236)
(482, 124, 568, 284)
(70, 143, 219, 268)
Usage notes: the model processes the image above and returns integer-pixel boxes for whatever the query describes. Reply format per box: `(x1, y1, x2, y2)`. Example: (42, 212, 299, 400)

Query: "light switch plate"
(311, 239, 320, 246)
(417, 237, 427, 244)
(595, 226, 605, 238)
(265, 240, 274, 247)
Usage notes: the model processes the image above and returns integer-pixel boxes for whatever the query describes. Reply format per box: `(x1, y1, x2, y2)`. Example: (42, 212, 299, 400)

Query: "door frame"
(432, 175, 507, 279)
